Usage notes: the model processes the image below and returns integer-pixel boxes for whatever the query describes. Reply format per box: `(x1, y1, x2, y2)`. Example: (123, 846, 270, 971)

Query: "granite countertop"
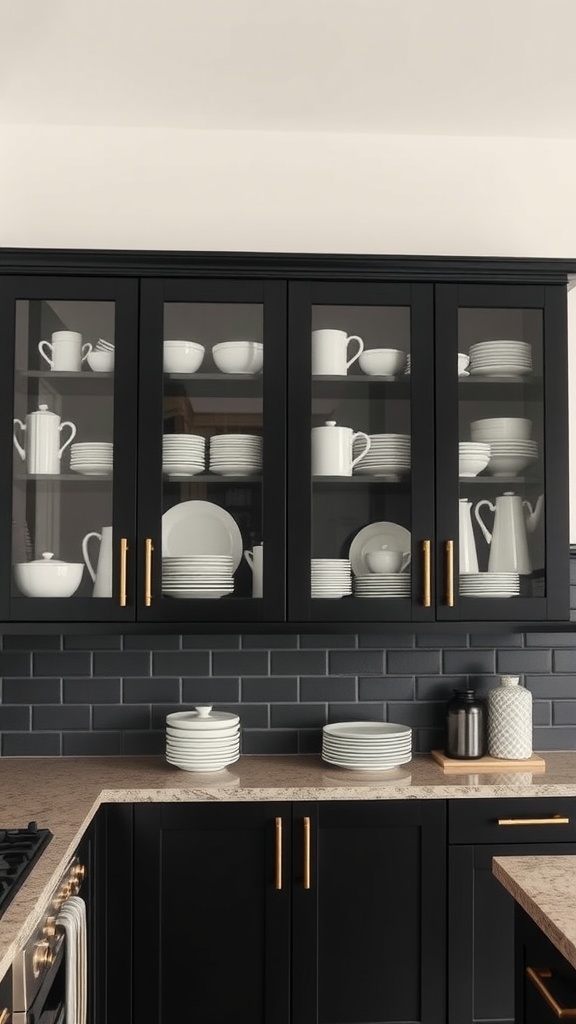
(494, 855, 576, 970)
(2, 750, 576, 983)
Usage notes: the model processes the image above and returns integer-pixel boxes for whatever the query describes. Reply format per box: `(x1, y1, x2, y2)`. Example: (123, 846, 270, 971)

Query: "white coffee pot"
(474, 492, 544, 575)
(459, 498, 479, 574)
(82, 526, 113, 598)
(13, 404, 77, 475)
(311, 421, 371, 477)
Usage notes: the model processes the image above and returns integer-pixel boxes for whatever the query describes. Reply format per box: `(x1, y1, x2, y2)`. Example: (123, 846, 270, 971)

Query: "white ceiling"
(2, 0, 576, 137)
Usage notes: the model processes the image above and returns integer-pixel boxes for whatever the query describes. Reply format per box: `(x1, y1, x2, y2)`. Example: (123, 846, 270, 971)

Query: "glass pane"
(310, 306, 412, 600)
(458, 308, 545, 600)
(162, 303, 263, 601)
(12, 300, 115, 599)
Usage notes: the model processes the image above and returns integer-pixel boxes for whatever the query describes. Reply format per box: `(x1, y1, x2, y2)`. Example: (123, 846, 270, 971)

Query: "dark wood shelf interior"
(17, 370, 114, 395)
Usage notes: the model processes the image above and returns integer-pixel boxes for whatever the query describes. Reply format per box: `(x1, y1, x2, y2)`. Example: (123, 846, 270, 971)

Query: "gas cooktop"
(0, 821, 52, 918)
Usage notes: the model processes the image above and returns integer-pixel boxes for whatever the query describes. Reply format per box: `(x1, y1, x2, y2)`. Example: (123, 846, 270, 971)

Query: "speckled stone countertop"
(494, 855, 576, 970)
(2, 750, 576, 984)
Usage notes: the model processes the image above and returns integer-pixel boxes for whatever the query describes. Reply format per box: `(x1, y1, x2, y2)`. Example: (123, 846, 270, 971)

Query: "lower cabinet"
(132, 800, 447, 1024)
(516, 907, 576, 1023)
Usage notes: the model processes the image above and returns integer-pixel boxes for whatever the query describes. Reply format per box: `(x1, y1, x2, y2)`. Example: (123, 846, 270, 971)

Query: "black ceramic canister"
(445, 689, 486, 759)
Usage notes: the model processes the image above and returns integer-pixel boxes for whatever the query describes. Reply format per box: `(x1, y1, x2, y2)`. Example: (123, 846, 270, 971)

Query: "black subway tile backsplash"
(182, 677, 239, 704)
(242, 729, 298, 755)
(300, 676, 356, 702)
(94, 651, 151, 677)
(34, 651, 90, 677)
(241, 677, 298, 703)
(64, 635, 121, 650)
(93, 705, 151, 730)
(359, 676, 414, 701)
(33, 705, 90, 731)
(554, 650, 576, 673)
(328, 702, 384, 723)
(271, 651, 326, 675)
(3, 678, 61, 704)
(328, 650, 383, 676)
(153, 651, 211, 676)
(443, 650, 496, 674)
(270, 704, 327, 729)
(3, 733, 60, 756)
(387, 650, 442, 675)
(213, 651, 268, 676)
(3, 635, 61, 650)
(0, 706, 30, 730)
(497, 649, 552, 674)
(63, 678, 121, 704)
(0, 652, 32, 676)
(62, 732, 121, 756)
(123, 677, 181, 704)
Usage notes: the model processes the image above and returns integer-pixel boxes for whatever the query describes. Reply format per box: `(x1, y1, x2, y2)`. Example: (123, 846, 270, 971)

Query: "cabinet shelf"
(459, 476, 542, 486)
(14, 473, 112, 483)
(313, 475, 410, 486)
(312, 376, 410, 399)
(17, 370, 114, 395)
(458, 378, 542, 399)
(164, 373, 262, 397)
(163, 474, 262, 484)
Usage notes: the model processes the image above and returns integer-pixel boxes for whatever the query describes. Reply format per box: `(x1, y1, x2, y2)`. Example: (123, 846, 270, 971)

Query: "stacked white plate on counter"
(166, 705, 240, 772)
(209, 433, 262, 476)
(353, 433, 411, 480)
(162, 433, 206, 477)
(322, 721, 412, 771)
(459, 572, 520, 598)
(352, 574, 411, 598)
(162, 555, 234, 599)
(70, 442, 113, 476)
(469, 340, 533, 377)
(311, 558, 352, 598)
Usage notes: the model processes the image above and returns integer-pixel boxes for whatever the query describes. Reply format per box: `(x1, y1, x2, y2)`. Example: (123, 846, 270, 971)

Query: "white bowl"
(212, 342, 263, 374)
(470, 417, 532, 441)
(87, 351, 114, 372)
(163, 341, 205, 373)
(459, 455, 491, 477)
(458, 352, 470, 372)
(13, 553, 84, 598)
(358, 348, 407, 376)
(486, 453, 537, 477)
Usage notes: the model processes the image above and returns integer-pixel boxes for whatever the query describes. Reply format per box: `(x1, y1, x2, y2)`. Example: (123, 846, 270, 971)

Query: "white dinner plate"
(348, 521, 411, 577)
(162, 500, 242, 567)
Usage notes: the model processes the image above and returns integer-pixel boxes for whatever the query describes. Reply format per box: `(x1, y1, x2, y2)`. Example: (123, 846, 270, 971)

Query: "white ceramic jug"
(474, 492, 544, 575)
(311, 421, 371, 476)
(82, 526, 113, 597)
(311, 330, 364, 375)
(13, 404, 76, 475)
(244, 543, 263, 598)
(459, 498, 479, 574)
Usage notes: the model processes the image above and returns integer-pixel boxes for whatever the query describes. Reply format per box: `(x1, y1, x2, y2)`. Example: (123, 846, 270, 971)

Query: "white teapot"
(311, 421, 371, 477)
(13, 405, 76, 475)
(474, 492, 544, 575)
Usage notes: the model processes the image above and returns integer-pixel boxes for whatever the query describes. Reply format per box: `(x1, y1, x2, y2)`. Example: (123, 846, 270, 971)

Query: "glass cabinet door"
(137, 280, 286, 622)
(436, 283, 569, 621)
(288, 282, 435, 622)
(0, 277, 139, 621)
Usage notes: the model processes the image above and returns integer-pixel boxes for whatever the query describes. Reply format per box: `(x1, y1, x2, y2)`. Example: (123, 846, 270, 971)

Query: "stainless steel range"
(0, 823, 52, 919)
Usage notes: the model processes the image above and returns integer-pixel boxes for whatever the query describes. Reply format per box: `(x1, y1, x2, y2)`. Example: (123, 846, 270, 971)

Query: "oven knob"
(42, 916, 57, 938)
(32, 939, 54, 977)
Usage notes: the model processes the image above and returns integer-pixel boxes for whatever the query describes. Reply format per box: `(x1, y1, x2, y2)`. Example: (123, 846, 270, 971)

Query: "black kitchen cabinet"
(448, 798, 576, 1024)
(0, 250, 572, 629)
(515, 906, 576, 1023)
(132, 799, 446, 1024)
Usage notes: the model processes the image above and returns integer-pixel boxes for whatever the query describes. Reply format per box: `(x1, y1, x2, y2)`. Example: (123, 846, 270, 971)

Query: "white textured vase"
(487, 675, 533, 759)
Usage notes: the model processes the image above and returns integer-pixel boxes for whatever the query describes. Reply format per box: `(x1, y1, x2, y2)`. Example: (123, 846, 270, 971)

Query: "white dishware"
(94, 338, 114, 351)
(352, 575, 411, 597)
(311, 329, 364, 376)
(13, 404, 77, 475)
(82, 526, 113, 598)
(459, 498, 479, 574)
(13, 552, 84, 598)
(349, 522, 412, 577)
(311, 421, 371, 476)
(352, 432, 411, 478)
(474, 492, 544, 575)
(244, 543, 263, 597)
(162, 501, 243, 567)
(365, 548, 410, 573)
(86, 350, 114, 372)
(459, 441, 491, 477)
(167, 706, 240, 729)
(38, 331, 92, 372)
(357, 348, 407, 376)
(212, 341, 263, 374)
(321, 721, 412, 770)
(165, 706, 242, 769)
(163, 340, 205, 373)
(458, 352, 470, 374)
(470, 418, 532, 441)
(459, 572, 520, 597)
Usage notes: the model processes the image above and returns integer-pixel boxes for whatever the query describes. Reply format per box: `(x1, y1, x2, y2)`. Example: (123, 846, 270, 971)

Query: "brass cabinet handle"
(144, 538, 154, 607)
(526, 966, 576, 1018)
(422, 540, 431, 607)
(445, 539, 454, 607)
(274, 817, 282, 891)
(303, 816, 311, 890)
(119, 537, 128, 607)
(498, 816, 570, 826)
(0, 1008, 11, 1024)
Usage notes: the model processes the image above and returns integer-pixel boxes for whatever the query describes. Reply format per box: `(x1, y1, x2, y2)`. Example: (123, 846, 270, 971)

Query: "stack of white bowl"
(70, 442, 113, 476)
(311, 558, 352, 598)
(162, 434, 206, 477)
(162, 555, 234, 599)
(166, 706, 240, 772)
(469, 340, 532, 377)
(212, 341, 263, 374)
(459, 441, 491, 477)
(459, 572, 520, 598)
(470, 418, 537, 478)
(357, 348, 406, 377)
(163, 340, 205, 374)
(322, 721, 412, 771)
(353, 433, 411, 479)
(87, 338, 115, 372)
(209, 434, 262, 476)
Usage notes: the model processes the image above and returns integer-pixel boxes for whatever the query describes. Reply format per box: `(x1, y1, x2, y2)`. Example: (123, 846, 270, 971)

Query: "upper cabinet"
(0, 252, 570, 628)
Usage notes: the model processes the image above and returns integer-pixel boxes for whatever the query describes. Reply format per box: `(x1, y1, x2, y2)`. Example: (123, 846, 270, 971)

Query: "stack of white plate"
(162, 555, 234, 599)
(485, 440, 538, 478)
(209, 434, 262, 476)
(94, 338, 114, 354)
(311, 558, 352, 598)
(469, 340, 532, 377)
(459, 441, 491, 477)
(322, 721, 412, 771)
(166, 705, 240, 772)
(353, 433, 411, 480)
(70, 442, 113, 476)
(459, 572, 520, 597)
(162, 434, 206, 477)
(404, 354, 411, 375)
(353, 574, 411, 598)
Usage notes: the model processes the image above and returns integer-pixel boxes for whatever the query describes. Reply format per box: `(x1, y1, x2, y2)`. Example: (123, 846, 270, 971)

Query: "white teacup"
(311, 329, 364, 376)
(366, 548, 411, 573)
(39, 331, 92, 372)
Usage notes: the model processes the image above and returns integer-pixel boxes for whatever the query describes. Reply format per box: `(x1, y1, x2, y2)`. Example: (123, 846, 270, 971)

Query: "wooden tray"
(431, 750, 546, 773)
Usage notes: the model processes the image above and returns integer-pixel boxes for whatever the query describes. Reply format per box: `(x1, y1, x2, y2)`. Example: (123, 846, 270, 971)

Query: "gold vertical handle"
(445, 539, 454, 607)
(144, 538, 154, 607)
(422, 540, 431, 607)
(119, 538, 128, 607)
(303, 816, 311, 890)
(526, 966, 576, 1018)
(274, 817, 282, 890)
(0, 1008, 11, 1024)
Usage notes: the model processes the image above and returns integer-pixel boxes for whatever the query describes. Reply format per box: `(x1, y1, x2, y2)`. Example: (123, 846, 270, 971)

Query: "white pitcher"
(474, 492, 544, 575)
(244, 543, 263, 598)
(311, 421, 371, 476)
(459, 498, 479, 574)
(311, 330, 364, 375)
(13, 404, 76, 475)
(82, 526, 113, 597)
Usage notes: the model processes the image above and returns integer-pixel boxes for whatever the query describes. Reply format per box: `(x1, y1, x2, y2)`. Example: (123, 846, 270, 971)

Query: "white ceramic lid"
(166, 705, 240, 729)
(22, 552, 83, 568)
